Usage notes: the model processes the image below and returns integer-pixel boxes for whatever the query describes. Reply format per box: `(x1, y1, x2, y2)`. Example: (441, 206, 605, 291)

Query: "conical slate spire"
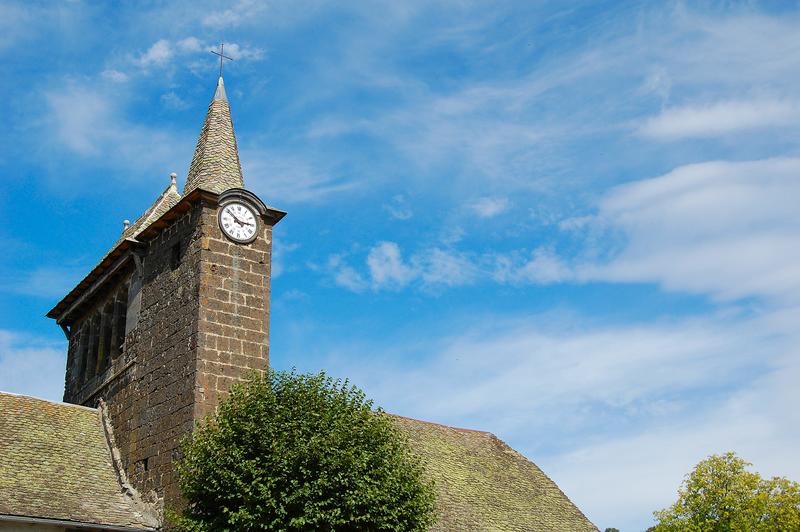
(183, 76, 244, 195)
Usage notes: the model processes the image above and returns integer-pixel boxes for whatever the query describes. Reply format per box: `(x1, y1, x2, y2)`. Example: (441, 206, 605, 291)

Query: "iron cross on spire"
(211, 43, 234, 77)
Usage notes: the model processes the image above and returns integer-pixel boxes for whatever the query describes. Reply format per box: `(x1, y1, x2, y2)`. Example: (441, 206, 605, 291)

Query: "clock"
(219, 201, 258, 243)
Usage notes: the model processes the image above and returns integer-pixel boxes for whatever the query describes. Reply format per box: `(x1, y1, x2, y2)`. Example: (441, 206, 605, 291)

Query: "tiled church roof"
(183, 77, 245, 195)
(393, 415, 598, 531)
(121, 178, 182, 242)
(0, 392, 595, 531)
(0, 393, 158, 531)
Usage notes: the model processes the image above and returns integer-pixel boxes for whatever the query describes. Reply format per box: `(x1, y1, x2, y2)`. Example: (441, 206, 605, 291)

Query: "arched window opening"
(99, 300, 114, 372)
(87, 313, 101, 381)
(75, 323, 88, 385)
(112, 285, 128, 357)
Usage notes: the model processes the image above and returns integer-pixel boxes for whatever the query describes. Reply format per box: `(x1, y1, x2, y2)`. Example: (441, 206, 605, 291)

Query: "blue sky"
(1, 1, 799, 529)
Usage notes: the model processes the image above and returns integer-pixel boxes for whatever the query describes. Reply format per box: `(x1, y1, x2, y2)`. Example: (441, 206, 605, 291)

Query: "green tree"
(652, 452, 800, 531)
(173, 370, 436, 531)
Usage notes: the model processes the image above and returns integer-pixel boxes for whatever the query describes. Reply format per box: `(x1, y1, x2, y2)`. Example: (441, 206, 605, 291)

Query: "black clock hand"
(231, 213, 253, 227)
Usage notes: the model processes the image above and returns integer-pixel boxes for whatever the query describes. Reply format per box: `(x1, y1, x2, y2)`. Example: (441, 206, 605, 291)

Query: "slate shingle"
(393, 415, 598, 531)
(183, 76, 245, 195)
(0, 393, 158, 530)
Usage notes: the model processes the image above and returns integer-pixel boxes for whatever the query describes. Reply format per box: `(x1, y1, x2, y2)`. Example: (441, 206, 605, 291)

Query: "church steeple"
(183, 76, 244, 195)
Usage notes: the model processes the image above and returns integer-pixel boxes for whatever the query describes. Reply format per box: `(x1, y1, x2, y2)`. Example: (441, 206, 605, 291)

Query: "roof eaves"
(46, 182, 181, 322)
(46, 239, 141, 321)
(0, 514, 156, 532)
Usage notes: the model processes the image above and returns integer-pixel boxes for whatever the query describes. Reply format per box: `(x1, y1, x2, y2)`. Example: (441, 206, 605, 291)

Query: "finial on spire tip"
(213, 76, 228, 101)
(170, 172, 177, 186)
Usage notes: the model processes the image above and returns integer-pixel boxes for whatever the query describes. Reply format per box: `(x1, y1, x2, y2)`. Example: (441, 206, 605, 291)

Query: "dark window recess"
(170, 242, 181, 270)
(77, 323, 89, 384)
(87, 313, 101, 381)
(113, 287, 128, 357)
(99, 301, 113, 372)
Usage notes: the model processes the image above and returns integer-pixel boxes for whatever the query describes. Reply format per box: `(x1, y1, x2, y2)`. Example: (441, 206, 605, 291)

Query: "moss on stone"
(392, 415, 597, 531)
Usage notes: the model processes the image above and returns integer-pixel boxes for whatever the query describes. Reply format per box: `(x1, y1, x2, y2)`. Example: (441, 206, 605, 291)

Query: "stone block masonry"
(85, 196, 274, 507)
(194, 201, 272, 420)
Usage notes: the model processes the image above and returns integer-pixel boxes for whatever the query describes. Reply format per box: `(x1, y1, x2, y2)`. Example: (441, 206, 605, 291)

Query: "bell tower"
(47, 75, 285, 509)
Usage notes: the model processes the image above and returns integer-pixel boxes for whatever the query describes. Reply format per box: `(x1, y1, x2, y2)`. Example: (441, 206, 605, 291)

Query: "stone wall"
(102, 202, 203, 504)
(194, 201, 272, 420)
(62, 195, 274, 509)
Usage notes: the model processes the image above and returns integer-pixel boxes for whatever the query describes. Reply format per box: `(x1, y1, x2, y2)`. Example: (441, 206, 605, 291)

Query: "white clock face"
(219, 202, 258, 243)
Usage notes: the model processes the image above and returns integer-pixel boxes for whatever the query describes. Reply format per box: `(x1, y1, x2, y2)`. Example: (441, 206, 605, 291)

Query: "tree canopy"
(652, 452, 800, 531)
(173, 369, 436, 531)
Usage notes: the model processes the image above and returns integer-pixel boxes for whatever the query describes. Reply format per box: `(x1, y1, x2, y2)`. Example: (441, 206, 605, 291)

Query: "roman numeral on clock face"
(219, 202, 257, 243)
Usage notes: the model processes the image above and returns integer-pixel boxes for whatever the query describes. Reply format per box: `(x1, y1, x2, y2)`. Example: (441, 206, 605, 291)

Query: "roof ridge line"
(389, 413, 493, 435)
(98, 401, 162, 529)
(0, 391, 98, 412)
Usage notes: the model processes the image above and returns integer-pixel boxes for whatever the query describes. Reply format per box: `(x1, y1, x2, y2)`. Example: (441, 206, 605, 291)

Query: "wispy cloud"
(327, 254, 368, 292)
(640, 100, 800, 140)
(287, 307, 800, 530)
(367, 242, 416, 290)
(202, 0, 268, 28)
(244, 149, 359, 204)
(132, 37, 264, 72)
(0, 266, 86, 299)
(467, 196, 509, 218)
(160, 91, 189, 110)
(42, 80, 191, 178)
(136, 38, 173, 67)
(329, 157, 800, 306)
(585, 157, 800, 303)
(0, 330, 66, 402)
(101, 69, 129, 83)
(383, 195, 413, 220)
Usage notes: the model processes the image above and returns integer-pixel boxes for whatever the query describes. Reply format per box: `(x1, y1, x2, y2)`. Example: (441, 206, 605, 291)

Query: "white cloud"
(292, 308, 800, 531)
(328, 255, 368, 292)
(133, 37, 263, 71)
(42, 80, 191, 178)
(383, 195, 413, 220)
(329, 244, 572, 292)
(176, 36, 204, 53)
(202, 0, 268, 28)
(467, 196, 509, 218)
(244, 149, 359, 203)
(0, 331, 66, 403)
(549, 337, 800, 530)
(136, 38, 173, 67)
(45, 86, 114, 156)
(220, 42, 265, 61)
(0, 2, 32, 52)
(271, 240, 299, 279)
(584, 157, 800, 303)
(160, 91, 189, 110)
(335, 158, 800, 304)
(1, 266, 86, 299)
(418, 248, 478, 287)
(493, 248, 573, 285)
(640, 99, 800, 140)
(329, 243, 480, 291)
(101, 69, 129, 83)
(367, 242, 416, 289)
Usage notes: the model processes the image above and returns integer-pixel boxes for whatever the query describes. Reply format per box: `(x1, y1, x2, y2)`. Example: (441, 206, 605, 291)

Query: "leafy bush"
(652, 452, 800, 531)
(173, 369, 436, 531)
